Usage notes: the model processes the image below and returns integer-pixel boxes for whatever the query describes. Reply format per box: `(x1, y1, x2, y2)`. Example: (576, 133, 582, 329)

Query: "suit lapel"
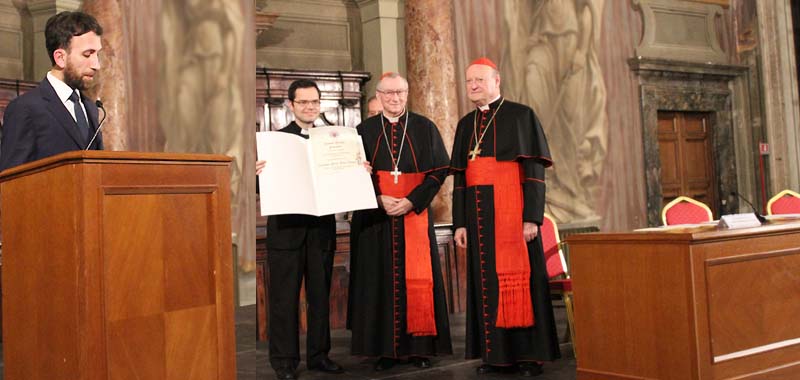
(40, 79, 84, 147)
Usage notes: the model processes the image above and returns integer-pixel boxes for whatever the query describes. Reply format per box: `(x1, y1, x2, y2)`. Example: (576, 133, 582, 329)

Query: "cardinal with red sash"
(452, 58, 560, 377)
(348, 72, 452, 371)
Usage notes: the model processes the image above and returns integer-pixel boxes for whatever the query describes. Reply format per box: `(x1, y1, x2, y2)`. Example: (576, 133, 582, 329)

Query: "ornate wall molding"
(633, 0, 727, 64)
(255, 12, 278, 36)
(257, 0, 363, 71)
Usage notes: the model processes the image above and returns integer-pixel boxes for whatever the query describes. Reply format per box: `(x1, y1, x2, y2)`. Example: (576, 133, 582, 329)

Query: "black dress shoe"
(411, 356, 432, 368)
(308, 357, 345, 374)
(374, 357, 396, 371)
(518, 362, 543, 377)
(274, 367, 296, 380)
(476, 364, 495, 374)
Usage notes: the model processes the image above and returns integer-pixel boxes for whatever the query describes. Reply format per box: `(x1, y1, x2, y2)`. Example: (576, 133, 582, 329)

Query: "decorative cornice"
(255, 11, 279, 36)
(628, 57, 747, 78)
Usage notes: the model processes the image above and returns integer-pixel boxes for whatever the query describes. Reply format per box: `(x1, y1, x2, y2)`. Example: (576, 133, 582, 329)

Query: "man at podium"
(0, 11, 104, 172)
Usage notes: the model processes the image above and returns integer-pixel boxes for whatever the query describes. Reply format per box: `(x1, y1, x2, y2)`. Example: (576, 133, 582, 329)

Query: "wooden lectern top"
(0, 150, 232, 182)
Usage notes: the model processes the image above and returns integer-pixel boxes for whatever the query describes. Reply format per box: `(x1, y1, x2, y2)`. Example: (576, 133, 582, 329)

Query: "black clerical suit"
(348, 112, 452, 359)
(451, 97, 560, 366)
(0, 77, 103, 171)
(266, 122, 336, 372)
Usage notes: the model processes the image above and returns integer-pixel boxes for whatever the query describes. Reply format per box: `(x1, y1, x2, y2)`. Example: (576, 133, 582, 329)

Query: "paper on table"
(257, 126, 378, 216)
(765, 213, 800, 220)
(634, 221, 719, 232)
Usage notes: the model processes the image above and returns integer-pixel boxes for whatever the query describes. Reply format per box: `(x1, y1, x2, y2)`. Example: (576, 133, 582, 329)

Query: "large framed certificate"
(257, 126, 378, 216)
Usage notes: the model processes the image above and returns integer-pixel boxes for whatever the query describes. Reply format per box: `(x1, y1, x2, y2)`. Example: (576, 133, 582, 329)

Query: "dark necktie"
(69, 90, 90, 143)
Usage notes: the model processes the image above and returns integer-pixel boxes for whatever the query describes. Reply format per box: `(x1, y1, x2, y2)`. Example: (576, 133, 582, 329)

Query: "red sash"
(466, 157, 534, 328)
(377, 171, 437, 336)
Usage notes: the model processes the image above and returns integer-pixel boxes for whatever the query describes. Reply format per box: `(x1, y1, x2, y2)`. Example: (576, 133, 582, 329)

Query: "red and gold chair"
(661, 196, 713, 226)
(540, 213, 576, 354)
(766, 189, 800, 215)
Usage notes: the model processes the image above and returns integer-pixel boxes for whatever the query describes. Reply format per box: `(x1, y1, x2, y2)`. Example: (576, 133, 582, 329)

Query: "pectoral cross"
(390, 166, 402, 184)
(469, 147, 481, 161)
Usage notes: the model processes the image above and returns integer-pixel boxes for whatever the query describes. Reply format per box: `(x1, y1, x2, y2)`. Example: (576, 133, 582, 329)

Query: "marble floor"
(0, 304, 575, 380)
(239, 304, 258, 379)
(256, 304, 577, 380)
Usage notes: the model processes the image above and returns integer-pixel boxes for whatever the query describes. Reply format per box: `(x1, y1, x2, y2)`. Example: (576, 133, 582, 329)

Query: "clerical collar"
(383, 110, 406, 124)
(294, 121, 313, 135)
(478, 95, 503, 111)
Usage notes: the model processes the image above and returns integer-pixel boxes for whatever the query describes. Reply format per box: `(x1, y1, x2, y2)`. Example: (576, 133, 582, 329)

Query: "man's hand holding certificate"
(257, 126, 377, 216)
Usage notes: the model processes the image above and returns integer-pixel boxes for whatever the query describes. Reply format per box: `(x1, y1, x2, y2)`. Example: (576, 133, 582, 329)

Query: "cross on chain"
(469, 147, 482, 161)
(390, 166, 402, 184)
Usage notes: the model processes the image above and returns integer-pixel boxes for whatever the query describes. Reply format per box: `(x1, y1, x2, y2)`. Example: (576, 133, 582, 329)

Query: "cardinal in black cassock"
(348, 72, 452, 371)
(451, 58, 560, 376)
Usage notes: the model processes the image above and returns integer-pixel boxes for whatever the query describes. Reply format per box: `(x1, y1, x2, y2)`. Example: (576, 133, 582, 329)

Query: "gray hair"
(376, 72, 409, 91)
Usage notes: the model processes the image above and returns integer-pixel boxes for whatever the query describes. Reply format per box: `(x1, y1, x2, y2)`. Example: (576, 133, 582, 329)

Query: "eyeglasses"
(465, 78, 487, 86)
(377, 89, 408, 97)
(293, 100, 320, 107)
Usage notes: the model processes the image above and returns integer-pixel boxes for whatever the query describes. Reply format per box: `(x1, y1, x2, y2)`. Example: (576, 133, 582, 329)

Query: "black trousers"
(267, 229, 334, 371)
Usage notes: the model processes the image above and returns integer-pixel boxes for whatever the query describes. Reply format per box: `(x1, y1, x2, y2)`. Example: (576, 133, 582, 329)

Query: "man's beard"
(63, 63, 90, 91)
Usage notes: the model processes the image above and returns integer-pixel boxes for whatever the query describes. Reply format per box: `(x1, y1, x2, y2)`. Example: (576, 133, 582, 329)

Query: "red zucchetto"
(469, 57, 497, 70)
(380, 71, 398, 80)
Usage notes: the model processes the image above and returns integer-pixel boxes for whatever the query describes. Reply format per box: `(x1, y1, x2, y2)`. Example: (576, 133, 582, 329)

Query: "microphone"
(85, 100, 106, 150)
(731, 191, 766, 224)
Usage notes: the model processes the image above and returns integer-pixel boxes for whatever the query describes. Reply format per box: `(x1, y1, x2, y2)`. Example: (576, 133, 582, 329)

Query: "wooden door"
(657, 111, 717, 212)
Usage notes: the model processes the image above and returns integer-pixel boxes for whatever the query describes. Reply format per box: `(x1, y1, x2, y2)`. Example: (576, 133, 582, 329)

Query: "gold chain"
(471, 98, 504, 158)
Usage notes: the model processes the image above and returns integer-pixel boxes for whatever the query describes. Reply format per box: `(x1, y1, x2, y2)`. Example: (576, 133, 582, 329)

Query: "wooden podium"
(567, 221, 800, 380)
(0, 151, 236, 379)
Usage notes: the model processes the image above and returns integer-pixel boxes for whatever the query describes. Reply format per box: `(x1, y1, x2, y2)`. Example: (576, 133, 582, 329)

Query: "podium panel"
(706, 247, 800, 362)
(568, 222, 800, 380)
(1, 151, 236, 380)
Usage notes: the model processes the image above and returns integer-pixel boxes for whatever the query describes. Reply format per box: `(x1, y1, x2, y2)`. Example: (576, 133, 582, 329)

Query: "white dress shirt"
(47, 71, 89, 124)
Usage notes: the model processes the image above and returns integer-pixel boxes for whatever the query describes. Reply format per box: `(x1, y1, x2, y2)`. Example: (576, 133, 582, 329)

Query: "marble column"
(357, 0, 406, 98)
(405, 0, 458, 223)
(82, 0, 128, 151)
(26, 0, 81, 78)
(756, 0, 800, 193)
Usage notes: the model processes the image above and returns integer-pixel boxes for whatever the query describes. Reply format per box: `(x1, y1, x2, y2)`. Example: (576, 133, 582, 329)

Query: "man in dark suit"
(0, 11, 104, 172)
(260, 79, 344, 380)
